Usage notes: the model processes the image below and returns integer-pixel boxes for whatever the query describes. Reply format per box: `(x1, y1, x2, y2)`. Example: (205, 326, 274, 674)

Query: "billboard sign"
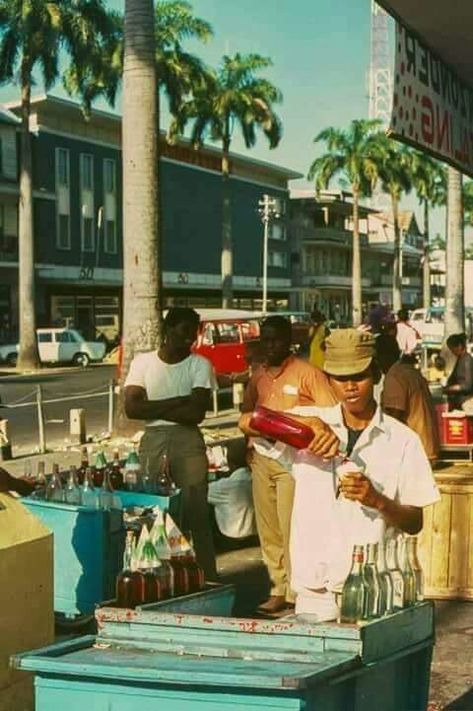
(389, 21, 473, 177)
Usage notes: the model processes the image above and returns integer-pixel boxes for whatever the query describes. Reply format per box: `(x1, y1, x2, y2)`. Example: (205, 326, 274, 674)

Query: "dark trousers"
(139, 425, 217, 580)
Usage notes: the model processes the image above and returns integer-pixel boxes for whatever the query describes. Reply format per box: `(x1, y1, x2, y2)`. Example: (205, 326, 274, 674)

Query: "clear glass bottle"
(156, 452, 177, 496)
(81, 467, 100, 509)
(99, 469, 115, 510)
(77, 446, 89, 485)
(94, 450, 108, 488)
(377, 540, 394, 615)
(124, 445, 141, 491)
(400, 537, 417, 606)
(109, 448, 124, 490)
(36, 460, 47, 487)
(45, 463, 64, 502)
(116, 532, 145, 608)
(141, 458, 155, 494)
(386, 538, 405, 610)
(64, 465, 82, 505)
(340, 544, 366, 624)
(362, 543, 381, 620)
(407, 537, 424, 601)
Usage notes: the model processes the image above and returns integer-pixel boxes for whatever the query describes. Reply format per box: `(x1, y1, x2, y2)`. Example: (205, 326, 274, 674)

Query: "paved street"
(0, 364, 116, 456)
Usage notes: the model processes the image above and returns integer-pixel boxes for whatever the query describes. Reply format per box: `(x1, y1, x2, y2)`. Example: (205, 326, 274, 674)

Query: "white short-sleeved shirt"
(124, 351, 216, 426)
(287, 404, 440, 593)
(208, 467, 257, 539)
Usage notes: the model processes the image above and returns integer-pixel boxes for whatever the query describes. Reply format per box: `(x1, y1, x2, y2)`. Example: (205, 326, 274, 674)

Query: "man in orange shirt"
(239, 315, 336, 615)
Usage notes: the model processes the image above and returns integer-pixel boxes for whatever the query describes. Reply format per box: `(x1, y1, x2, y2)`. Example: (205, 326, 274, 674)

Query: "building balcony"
(302, 274, 371, 288)
(294, 225, 369, 246)
(379, 274, 422, 288)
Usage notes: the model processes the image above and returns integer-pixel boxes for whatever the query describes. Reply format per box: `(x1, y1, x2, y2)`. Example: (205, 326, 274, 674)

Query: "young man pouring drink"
(284, 330, 439, 620)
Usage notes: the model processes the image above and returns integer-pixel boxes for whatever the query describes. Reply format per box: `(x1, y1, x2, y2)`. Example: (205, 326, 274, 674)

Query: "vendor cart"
(13, 602, 434, 711)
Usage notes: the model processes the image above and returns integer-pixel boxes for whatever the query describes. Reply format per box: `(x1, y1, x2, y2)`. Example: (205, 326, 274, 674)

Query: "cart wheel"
(54, 612, 96, 634)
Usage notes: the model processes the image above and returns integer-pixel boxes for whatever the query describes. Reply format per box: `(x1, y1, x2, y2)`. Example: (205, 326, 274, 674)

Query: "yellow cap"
(323, 329, 375, 376)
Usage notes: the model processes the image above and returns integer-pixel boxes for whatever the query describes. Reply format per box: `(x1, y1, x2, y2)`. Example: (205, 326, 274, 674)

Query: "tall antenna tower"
(368, 1, 393, 125)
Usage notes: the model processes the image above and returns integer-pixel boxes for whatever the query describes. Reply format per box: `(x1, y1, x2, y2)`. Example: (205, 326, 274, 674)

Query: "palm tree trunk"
(422, 199, 431, 310)
(392, 193, 402, 313)
(351, 187, 362, 327)
(221, 127, 233, 309)
(17, 68, 40, 371)
(118, 0, 161, 431)
(445, 167, 464, 335)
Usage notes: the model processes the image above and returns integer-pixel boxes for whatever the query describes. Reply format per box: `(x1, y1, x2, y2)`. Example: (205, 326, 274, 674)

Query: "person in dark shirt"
(444, 333, 473, 410)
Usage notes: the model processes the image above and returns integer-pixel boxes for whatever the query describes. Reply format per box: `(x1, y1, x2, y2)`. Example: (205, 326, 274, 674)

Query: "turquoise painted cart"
(13, 602, 435, 710)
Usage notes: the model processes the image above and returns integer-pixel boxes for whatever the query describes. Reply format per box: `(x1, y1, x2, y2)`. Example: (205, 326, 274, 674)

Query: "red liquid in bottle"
(116, 570, 145, 608)
(181, 554, 205, 593)
(170, 557, 189, 596)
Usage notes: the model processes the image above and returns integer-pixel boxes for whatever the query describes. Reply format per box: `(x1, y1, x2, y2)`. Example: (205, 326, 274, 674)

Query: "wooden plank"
(13, 644, 359, 691)
(418, 502, 434, 587)
(359, 603, 434, 664)
(448, 493, 471, 592)
(428, 490, 452, 592)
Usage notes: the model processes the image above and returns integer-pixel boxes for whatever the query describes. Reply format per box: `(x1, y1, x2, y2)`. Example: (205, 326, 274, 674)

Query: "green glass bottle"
(407, 537, 424, 602)
(386, 538, 405, 610)
(340, 545, 366, 624)
(377, 541, 394, 615)
(362, 543, 381, 620)
(400, 538, 417, 607)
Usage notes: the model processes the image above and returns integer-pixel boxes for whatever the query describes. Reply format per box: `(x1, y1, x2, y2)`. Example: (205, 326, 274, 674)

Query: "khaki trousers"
(140, 425, 217, 581)
(250, 450, 295, 602)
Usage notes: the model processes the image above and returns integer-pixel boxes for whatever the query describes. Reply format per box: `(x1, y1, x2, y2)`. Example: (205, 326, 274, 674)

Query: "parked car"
(0, 328, 106, 367)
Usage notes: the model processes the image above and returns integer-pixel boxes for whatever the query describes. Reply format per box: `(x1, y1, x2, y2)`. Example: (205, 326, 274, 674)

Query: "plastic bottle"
(81, 467, 100, 509)
(340, 544, 366, 623)
(64, 465, 82, 505)
(45, 463, 64, 503)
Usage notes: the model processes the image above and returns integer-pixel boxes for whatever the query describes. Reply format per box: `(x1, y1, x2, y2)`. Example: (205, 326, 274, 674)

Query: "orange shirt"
(242, 356, 336, 413)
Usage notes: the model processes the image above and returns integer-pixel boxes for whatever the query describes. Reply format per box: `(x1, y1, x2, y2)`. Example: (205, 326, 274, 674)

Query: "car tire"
(72, 353, 90, 367)
(6, 352, 17, 367)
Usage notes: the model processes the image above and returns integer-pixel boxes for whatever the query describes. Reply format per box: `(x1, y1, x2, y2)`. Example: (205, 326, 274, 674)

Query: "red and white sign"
(389, 22, 473, 177)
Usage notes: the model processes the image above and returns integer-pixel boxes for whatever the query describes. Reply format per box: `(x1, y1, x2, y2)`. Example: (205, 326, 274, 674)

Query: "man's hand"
(296, 416, 339, 458)
(0, 467, 35, 496)
(238, 412, 261, 437)
(339, 472, 379, 508)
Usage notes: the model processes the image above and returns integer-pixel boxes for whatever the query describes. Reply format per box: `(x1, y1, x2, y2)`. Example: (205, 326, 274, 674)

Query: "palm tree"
(445, 167, 464, 335)
(376, 139, 412, 313)
(409, 151, 446, 310)
(173, 53, 283, 308)
(120, 0, 160, 397)
(308, 119, 381, 327)
(0, 0, 119, 370)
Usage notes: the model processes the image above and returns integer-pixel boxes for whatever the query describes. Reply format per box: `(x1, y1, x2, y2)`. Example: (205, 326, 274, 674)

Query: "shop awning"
(378, 1, 473, 89)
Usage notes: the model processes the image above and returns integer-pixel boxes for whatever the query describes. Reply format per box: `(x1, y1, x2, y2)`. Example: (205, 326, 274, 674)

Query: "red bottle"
(116, 532, 145, 608)
(109, 448, 124, 490)
(249, 405, 314, 449)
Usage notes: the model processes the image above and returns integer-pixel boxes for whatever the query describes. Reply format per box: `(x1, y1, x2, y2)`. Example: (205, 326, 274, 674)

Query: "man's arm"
(339, 472, 422, 534)
(125, 386, 210, 425)
(0, 467, 35, 496)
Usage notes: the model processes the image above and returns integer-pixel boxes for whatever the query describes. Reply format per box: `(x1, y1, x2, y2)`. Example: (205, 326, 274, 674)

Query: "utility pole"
(258, 195, 280, 315)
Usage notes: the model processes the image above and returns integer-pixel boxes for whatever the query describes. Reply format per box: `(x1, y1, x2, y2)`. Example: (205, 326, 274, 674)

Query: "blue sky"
(0, 0, 446, 234)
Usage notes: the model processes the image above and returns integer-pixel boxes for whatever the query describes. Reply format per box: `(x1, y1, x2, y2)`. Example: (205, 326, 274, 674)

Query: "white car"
(0, 328, 106, 367)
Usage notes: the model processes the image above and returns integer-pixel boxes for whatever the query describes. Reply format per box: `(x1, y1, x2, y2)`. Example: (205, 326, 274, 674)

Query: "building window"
(82, 216, 94, 252)
(268, 251, 288, 268)
(80, 154, 93, 190)
(104, 159, 116, 193)
(56, 148, 69, 187)
(57, 214, 71, 250)
(104, 219, 117, 254)
(271, 222, 286, 241)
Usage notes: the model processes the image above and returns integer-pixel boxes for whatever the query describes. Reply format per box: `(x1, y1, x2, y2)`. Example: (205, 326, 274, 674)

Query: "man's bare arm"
(125, 386, 210, 425)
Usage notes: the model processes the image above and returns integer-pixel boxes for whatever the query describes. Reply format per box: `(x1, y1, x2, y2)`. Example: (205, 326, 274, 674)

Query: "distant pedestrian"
(444, 333, 473, 410)
(396, 308, 420, 356)
(376, 334, 439, 461)
(124, 307, 217, 580)
(308, 309, 328, 369)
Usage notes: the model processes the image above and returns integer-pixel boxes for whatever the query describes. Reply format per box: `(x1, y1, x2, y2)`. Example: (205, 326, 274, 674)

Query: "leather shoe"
(256, 595, 288, 615)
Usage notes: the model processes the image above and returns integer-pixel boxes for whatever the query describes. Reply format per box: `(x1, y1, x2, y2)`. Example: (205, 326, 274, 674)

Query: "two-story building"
(1, 94, 300, 340)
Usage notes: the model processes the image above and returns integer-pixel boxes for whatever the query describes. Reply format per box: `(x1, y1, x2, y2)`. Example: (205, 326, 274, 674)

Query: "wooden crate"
(418, 467, 473, 599)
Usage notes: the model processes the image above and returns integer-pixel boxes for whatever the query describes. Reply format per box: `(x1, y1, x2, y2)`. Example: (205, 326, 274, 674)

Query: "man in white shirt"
(124, 307, 217, 579)
(287, 329, 440, 620)
(396, 308, 420, 356)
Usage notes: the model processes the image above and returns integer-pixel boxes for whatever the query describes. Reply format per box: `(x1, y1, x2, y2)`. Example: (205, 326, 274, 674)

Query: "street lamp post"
(258, 194, 280, 315)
